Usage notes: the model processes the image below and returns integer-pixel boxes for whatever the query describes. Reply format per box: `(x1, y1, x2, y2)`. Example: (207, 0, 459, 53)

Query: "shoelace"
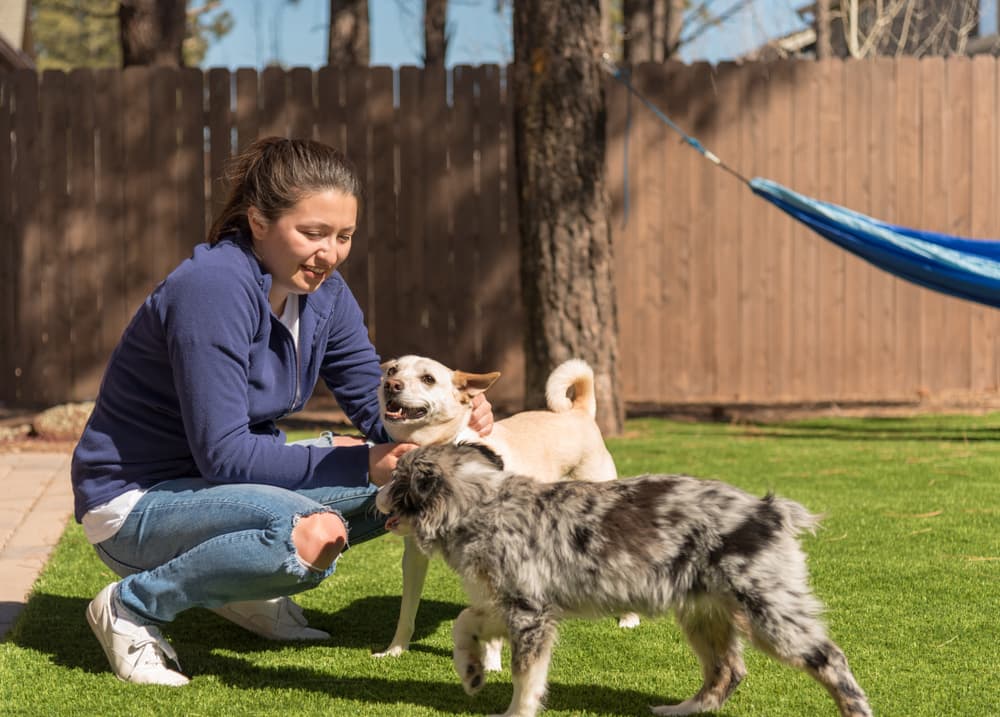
(130, 626, 182, 671)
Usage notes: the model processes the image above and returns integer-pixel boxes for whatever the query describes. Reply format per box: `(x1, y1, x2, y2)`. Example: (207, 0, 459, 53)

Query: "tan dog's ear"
(453, 370, 501, 396)
(380, 359, 397, 372)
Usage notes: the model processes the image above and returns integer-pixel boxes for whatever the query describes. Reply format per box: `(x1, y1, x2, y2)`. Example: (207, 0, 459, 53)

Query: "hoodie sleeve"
(317, 279, 391, 444)
(159, 264, 372, 489)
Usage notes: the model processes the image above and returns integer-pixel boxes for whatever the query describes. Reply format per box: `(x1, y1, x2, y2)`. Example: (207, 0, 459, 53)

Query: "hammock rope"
(601, 55, 1000, 311)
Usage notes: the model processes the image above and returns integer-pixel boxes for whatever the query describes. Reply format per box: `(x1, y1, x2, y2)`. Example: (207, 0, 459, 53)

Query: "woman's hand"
(368, 442, 417, 486)
(468, 393, 494, 437)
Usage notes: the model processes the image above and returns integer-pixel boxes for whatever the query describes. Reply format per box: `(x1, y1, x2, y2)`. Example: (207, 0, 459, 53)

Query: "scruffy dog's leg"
(737, 583, 873, 717)
(502, 606, 559, 717)
(453, 608, 508, 696)
(653, 598, 747, 716)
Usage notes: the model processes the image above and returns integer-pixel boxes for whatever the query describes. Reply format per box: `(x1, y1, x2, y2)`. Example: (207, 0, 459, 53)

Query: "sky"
(200, 0, 812, 70)
(199, 0, 1000, 70)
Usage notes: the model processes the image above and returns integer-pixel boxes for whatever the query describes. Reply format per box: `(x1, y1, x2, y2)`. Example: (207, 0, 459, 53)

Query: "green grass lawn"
(2, 415, 998, 716)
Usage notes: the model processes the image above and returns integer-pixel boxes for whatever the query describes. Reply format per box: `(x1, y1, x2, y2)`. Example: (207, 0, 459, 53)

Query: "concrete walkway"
(0, 452, 73, 639)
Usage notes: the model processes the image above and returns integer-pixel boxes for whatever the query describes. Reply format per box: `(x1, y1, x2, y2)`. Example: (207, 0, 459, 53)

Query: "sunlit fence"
(4, 58, 1000, 411)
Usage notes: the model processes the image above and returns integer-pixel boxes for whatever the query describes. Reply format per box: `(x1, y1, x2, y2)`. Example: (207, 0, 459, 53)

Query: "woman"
(71, 137, 492, 686)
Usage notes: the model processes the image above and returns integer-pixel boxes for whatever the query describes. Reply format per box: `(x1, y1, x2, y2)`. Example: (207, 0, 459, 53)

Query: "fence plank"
(710, 62, 743, 403)
(0, 73, 13, 403)
(10, 70, 39, 404)
(369, 67, 397, 354)
(499, 64, 524, 406)
(450, 66, 479, 365)
(970, 57, 1000, 391)
(122, 66, 156, 325)
(920, 59, 948, 395)
(151, 67, 180, 283)
(179, 68, 205, 253)
(686, 62, 718, 400)
(235, 68, 259, 151)
(842, 59, 872, 398)
(288, 66, 314, 140)
(93, 69, 127, 379)
(869, 58, 898, 397)
(344, 67, 371, 318)
(476, 65, 519, 404)
(208, 68, 231, 223)
(260, 66, 286, 138)
(788, 60, 820, 400)
(421, 66, 452, 359)
(67, 69, 99, 400)
(37, 70, 70, 404)
(944, 58, 973, 392)
(396, 67, 427, 355)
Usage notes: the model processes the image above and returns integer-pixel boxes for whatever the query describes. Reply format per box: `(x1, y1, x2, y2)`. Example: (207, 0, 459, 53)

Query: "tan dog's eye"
(387, 366, 397, 377)
(421, 374, 436, 385)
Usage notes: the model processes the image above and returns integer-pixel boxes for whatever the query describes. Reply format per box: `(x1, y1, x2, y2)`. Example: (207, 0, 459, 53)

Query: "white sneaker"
(209, 597, 330, 640)
(86, 582, 190, 686)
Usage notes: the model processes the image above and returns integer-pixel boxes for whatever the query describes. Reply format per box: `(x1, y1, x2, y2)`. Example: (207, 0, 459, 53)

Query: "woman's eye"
(421, 374, 436, 385)
(339, 235, 353, 243)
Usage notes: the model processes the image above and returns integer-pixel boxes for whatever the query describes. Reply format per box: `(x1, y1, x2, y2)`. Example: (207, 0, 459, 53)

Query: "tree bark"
(118, 0, 186, 67)
(513, 0, 624, 435)
(424, 0, 448, 67)
(815, 0, 832, 58)
(329, 0, 370, 66)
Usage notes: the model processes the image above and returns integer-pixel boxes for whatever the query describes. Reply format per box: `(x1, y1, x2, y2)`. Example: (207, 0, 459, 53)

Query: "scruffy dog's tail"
(771, 494, 822, 535)
(545, 358, 597, 417)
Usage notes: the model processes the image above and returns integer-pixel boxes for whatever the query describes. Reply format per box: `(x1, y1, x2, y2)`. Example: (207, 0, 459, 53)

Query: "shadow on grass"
(9, 592, 738, 715)
(9, 593, 460, 667)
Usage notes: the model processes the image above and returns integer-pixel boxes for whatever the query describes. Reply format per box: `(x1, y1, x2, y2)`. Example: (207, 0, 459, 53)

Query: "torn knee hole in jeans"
(291, 508, 348, 574)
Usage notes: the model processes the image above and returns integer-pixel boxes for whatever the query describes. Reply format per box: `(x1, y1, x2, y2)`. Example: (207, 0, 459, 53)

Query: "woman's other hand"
(468, 392, 494, 437)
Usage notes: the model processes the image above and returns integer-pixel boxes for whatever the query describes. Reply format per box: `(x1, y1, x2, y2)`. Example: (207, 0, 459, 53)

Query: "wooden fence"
(3, 58, 1000, 413)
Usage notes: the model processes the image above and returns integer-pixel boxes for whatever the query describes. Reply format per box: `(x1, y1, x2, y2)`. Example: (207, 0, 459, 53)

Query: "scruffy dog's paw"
(454, 648, 486, 695)
(618, 612, 641, 629)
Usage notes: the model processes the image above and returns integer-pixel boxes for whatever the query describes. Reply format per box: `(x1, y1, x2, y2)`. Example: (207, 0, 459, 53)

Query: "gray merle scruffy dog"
(375, 442, 872, 717)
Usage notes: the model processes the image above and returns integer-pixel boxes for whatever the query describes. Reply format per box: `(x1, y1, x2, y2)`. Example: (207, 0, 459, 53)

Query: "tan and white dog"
(372, 355, 634, 669)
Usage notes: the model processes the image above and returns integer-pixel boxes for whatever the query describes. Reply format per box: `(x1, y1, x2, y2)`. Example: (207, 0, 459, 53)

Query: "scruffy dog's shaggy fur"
(376, 443, 872, 717)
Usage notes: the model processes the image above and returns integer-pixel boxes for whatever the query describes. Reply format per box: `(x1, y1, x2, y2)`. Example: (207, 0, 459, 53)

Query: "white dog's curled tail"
(545, 358, 597, 417)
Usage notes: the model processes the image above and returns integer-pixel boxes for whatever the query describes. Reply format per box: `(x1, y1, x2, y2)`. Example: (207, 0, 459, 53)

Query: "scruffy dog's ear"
(409, 455, 444, 505)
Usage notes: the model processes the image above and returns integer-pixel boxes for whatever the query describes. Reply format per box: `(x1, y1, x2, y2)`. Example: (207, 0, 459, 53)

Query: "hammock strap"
(601, 54, 752, 187)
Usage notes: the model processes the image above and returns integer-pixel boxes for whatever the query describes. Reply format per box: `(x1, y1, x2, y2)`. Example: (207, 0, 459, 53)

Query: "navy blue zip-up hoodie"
(71, 236, 389, 522)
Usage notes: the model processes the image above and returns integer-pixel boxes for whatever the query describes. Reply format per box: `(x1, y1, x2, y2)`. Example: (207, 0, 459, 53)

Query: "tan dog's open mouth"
(383, 401, 428, 422)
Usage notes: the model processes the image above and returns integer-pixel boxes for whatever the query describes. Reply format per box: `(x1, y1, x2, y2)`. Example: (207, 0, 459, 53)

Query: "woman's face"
(249, 188, 358, 314)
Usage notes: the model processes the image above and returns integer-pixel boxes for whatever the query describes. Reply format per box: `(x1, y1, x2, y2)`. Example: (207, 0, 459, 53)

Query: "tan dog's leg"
(373, 536, 429, 657)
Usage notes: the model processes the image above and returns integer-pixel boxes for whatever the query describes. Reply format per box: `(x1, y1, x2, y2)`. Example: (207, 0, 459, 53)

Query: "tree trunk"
(329, 0, 370, 66)
(815, 0, 832, 58)
(623, 0, 654, 63)
(424, 0, 448, 67)
(513, 0, 624, 436)
(118, 0, 185, 67)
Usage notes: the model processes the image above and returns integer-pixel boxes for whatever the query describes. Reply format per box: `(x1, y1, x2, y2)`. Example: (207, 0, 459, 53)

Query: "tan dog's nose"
(384, 377, 403, 394)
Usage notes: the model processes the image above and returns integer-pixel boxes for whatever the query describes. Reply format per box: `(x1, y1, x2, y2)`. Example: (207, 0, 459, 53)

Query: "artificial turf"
(1, 415, 997, 716)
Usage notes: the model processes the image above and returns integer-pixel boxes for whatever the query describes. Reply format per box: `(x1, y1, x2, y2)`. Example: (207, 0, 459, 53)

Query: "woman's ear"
(247, 206, 266, 236)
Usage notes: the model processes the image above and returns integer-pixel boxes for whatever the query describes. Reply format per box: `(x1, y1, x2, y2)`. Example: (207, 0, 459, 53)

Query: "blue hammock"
(749, 178, 1000, 310)
(605, 57, 1000, 311)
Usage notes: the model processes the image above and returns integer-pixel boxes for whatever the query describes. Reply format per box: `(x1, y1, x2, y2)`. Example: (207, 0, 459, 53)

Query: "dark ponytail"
(207, 137, 365, 245)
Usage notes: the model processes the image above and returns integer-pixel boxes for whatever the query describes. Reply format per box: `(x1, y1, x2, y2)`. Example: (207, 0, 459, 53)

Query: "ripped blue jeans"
(93, 434, 384, 625)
